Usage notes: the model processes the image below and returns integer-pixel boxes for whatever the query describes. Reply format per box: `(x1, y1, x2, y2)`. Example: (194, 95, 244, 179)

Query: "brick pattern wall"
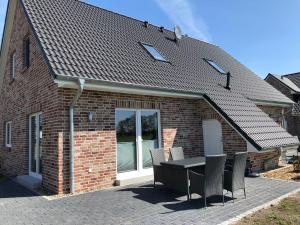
(58, 90, 205, 192)
(248, 150, 280, 172)
(57, 89, 252, 193)
(0, 2, 61, 193)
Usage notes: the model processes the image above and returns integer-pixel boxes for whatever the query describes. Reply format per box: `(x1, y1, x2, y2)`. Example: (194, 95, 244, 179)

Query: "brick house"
(265, 73, 300, 144)
(0, 0, 298, 194)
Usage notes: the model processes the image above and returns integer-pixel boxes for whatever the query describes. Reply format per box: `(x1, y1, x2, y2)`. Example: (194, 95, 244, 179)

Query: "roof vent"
(143, 21, 149, 28)
(159, 26, 164, 32)
(225, 72, 231, 90)
(174, 25, 183, 41)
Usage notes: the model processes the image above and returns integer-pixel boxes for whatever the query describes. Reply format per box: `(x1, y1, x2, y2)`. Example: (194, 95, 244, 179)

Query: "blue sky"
(1, 0, 300, 78)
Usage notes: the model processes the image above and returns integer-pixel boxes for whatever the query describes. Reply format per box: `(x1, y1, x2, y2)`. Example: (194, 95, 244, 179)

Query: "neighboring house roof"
(1, 0, 299, 150)
(266, 73, 300, 116)
(267, 73, 300, 93)
(283, 73, 300, 91)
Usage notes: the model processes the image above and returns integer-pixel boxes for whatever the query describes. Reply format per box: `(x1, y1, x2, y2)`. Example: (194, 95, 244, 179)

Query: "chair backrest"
(205, 154, 227, 196)
(232, 152, 248, 187)
(150, 148, 166, 166)
(170, 147, 184, 160)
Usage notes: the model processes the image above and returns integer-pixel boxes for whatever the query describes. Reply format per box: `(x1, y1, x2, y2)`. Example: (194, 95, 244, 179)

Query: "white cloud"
(154, 0, 211, 42)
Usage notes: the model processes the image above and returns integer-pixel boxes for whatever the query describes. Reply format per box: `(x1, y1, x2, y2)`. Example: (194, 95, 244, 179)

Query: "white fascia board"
(54, 79, 203, 99)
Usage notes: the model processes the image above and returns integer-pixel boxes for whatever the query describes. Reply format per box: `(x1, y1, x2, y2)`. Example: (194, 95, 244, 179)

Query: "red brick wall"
(58, 89, 205, 192)
(57, 89, 251, 192)
(0, 2, 61, 193)
(248, 150, 281, 172)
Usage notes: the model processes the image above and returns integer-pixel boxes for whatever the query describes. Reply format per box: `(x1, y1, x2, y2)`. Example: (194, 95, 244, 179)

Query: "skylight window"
(142, 43, 166, 62)
(204, 59, 226, 74)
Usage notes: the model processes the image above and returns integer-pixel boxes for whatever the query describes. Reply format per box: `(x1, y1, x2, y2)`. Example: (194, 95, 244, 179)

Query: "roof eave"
(252, 98, 294, 107)
(54, 74, 205, 99)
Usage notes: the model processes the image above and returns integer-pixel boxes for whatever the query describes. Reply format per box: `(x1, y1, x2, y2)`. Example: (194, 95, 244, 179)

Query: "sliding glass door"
(116, 110, 137, 173)
(116, 109, 160, 176)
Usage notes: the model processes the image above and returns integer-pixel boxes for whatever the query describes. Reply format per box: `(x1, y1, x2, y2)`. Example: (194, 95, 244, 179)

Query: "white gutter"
(54, 79, 203, 99)
(69, 78, 85, 193)
(253, 99, 292, 108)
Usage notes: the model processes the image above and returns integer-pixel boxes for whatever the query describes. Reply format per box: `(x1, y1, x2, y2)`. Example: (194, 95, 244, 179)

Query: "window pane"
(141, 111, 159, 169)
(23, 38, 30, 68)
(205, 59, 225, 74)
(6, 122, 11, 146)
(8, 123, 11, 145)
(142, 44, 166, 61)
(116, 110, 137, 173)
(12, 53, 16, 79)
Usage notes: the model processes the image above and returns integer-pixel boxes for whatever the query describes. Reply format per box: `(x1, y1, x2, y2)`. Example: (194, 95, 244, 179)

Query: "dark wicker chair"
(189, 154, 227, 207)
(170, 147, 184, 160)
(224, 152, 248, 202)
(150, 148, 166, 188)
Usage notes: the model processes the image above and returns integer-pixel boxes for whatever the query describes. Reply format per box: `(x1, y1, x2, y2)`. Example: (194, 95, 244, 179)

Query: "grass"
(235, 192, 300, 225)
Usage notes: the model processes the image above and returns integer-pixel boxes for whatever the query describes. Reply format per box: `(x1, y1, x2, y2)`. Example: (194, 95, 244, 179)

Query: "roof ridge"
(281, 72, 300, 77)
(75, 0, 217, 47)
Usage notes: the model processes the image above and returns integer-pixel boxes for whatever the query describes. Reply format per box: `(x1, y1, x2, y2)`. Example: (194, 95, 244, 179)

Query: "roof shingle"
(20, 0, 299, 149)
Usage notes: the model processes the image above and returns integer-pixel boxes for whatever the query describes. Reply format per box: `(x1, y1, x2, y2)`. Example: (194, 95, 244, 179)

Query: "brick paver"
(0, 177, 299, 225)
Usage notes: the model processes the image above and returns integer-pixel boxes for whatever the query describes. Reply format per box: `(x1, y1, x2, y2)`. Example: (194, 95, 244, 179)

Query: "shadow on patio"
(118, 183, 233, 212)
(0, 178, 38, 199)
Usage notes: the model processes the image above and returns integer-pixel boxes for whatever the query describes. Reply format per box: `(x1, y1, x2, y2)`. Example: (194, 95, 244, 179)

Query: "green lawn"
(235, 192, 300, 225)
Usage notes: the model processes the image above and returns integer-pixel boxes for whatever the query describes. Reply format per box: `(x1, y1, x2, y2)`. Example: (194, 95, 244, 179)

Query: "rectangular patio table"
(160, 156, 205, 201)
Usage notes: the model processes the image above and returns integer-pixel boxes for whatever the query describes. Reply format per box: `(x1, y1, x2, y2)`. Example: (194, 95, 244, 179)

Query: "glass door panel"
(116, 110, 137, 173)
(38, 114, 43, 174)
(30, 115, 37, 173)
(141, 111, 159, 169)
(29, 113, 42, 178)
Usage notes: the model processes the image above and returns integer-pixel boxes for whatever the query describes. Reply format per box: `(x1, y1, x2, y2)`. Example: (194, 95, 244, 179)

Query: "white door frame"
(28, 112, 42, 180)
(116, 108, 161, 180)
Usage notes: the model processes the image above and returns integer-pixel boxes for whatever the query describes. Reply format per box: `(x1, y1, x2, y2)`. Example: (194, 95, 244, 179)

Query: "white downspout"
(70, 78, 85, 193)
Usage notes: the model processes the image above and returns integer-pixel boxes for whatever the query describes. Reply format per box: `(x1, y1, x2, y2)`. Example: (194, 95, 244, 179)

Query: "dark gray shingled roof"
(20, 0, 299, 149)
(283, 73, 300, 91)
(267, 73, 300, 116)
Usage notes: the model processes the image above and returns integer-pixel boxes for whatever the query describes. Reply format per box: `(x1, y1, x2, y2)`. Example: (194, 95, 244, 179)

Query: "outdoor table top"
(160, 156, 205, 169)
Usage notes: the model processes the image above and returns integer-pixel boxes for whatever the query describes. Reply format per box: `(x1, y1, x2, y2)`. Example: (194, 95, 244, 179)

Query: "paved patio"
(0, 177, 299, 225)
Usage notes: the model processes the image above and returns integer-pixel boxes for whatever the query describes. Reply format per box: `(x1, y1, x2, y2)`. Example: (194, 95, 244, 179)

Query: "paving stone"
(0, 178, 299, 225)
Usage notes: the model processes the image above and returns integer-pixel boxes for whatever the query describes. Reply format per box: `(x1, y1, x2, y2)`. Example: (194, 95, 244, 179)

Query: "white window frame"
(5, 121, 12, 147)
(116, 108, 162, 180)
(11, 52, 16, 80)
